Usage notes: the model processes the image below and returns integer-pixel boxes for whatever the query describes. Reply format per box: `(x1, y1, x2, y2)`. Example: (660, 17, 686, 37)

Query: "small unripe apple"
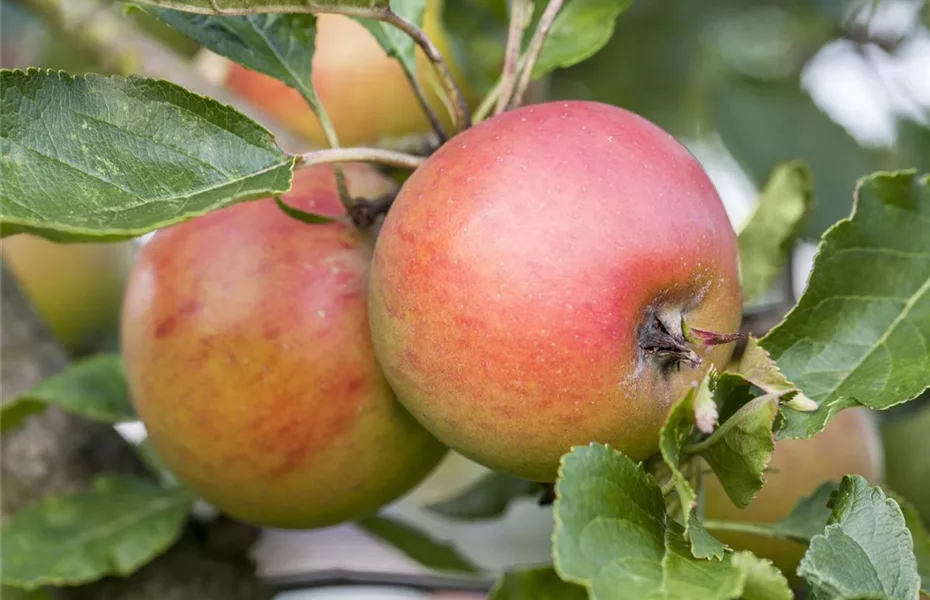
(121, 164, 448, 529)
(2, 236, 134, 356)
(225, 3, 468, 147)
(368, 101, 743, 482)
(704, 407, 885, 578)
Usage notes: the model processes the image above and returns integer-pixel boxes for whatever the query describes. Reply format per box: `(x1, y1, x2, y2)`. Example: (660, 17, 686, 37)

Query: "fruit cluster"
(116, 13, 886, 579)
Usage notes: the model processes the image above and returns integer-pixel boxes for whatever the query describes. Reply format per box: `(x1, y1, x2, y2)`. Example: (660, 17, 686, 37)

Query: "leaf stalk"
(295, 147, 426, 171)
(506, 0, 564, 110)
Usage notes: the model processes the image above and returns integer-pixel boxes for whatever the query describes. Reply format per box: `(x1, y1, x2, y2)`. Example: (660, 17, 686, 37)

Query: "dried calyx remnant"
(640, 308, 743, 372)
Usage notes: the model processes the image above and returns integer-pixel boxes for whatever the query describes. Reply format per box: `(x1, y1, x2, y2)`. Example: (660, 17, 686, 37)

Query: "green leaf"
(355, 0, 425, 81)
(738, 336, 815, 410)
(771, 481, 837, 542)
(689, 395, 778, 509)
(1, 69, 293, 242)
(738, 161, 813, 303)
(730, 552, 792, 600)
(0, 354, 134, 432)
(893, 493, 930, 595)
(686, 514, 728, 560)
(356, 515, 480, 575)
(553, 443, 789, 599)
(799, 475, 921, 599)
(713, 371, 756, 424)
(135, 7, 341, 163)
(533, 0, 633, 79)
(490, 566, 587, 600)
(761, 171, 930, 439)
(426, 472, 543, 520)
(1, 475, 194, 590)
(129, 0, 388, 14)
(138, 9, 317, 95)
(658, 381, 701, 541)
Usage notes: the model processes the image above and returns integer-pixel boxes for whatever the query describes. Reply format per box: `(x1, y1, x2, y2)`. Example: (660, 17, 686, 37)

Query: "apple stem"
(375, 8, 472, 133)
(495, 0, 533, 115)
(295, 148, 427, 172)
(506, 0, 565, 111)
(399, 70, 449, 143)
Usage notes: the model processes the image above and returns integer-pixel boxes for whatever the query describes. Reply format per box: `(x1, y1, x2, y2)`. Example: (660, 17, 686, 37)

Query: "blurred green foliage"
(1, 0, 199, 74)
(548, 0, 929, 238)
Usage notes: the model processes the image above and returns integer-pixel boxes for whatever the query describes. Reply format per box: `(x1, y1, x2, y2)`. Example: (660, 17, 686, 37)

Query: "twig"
(400, 68, 448, 143)
(296, 147, 426, 171)
(376, 8, 472, 133)
(507, 0, 564, 110)
(495, 0, 531, 115)
(16, 0, 309, 153)
(473, 54, 528, 123)
(473, 82, 504, 123)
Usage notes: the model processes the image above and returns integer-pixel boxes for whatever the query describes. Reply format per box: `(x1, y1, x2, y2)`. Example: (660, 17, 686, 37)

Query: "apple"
(368, 101, 743, 482)
(225, 3, 469, 148)
(704, 407, 885, 577)
(120, 163, 448, 529)
(1, 236, 134, 356)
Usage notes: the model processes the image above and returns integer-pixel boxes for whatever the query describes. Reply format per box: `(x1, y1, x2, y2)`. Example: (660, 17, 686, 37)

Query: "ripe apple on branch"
(1, 0, 928, 599)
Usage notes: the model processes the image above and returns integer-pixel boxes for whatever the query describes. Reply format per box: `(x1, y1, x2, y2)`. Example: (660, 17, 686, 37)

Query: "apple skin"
(120, 164, 448, 529)
(2, 236, 134, 356)
(368, 101, 743, 482)
(704, 407, 885, 578)
(225, 5, 467, 148)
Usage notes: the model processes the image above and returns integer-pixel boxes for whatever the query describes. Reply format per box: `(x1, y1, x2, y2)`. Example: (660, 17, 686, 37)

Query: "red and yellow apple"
(1, 236, 134, 356)
(224, 3, 468, 148)
(704, 407, 885, 577)
(121, 164, 448, 529)
(368, 101, 743, 482)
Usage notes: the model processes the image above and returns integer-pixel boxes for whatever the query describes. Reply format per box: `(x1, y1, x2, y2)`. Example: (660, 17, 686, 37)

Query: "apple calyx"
(640, 309, 703, 369)
(640, 309, 744, 371)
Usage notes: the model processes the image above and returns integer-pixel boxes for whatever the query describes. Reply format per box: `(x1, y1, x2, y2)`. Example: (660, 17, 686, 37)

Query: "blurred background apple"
(2, 236, 135, 357)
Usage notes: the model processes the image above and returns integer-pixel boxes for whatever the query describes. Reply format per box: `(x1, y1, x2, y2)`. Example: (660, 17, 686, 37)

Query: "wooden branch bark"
(1, 266, 272, 599)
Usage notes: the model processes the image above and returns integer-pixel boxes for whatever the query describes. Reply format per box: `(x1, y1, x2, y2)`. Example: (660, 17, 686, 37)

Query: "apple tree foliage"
(2, 0, 929, 598)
